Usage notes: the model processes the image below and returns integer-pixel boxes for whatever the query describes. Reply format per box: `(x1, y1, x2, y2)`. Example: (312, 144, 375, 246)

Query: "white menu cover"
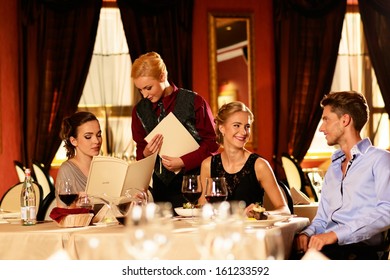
(85, 153, 157, 198)
(144, 112, 200, 157)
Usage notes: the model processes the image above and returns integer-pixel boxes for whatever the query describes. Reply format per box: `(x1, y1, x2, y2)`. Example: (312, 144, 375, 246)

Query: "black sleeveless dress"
(210, 153, 265, 206)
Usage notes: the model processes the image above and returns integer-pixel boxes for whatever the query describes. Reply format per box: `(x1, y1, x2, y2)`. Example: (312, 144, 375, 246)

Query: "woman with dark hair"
(55, 111, 102, 207)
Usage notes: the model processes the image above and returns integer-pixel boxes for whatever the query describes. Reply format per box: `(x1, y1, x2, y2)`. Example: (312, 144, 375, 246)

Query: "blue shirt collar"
(331, 138, 372, 162)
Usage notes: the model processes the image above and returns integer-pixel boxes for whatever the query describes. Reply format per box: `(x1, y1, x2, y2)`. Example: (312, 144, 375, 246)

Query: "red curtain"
(359, 0, 390, 118)
(273, 0, 346, 174)
(19, 0, 102, 170)
(117, 0, 194, 89)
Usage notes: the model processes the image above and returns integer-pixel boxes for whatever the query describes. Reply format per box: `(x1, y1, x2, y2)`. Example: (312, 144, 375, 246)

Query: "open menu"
(144, 112, 200, 157)
(85, 153, 157, 198)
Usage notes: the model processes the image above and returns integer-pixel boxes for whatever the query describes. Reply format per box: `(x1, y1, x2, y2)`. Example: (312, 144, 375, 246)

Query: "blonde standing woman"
(131, 52, 219, 208)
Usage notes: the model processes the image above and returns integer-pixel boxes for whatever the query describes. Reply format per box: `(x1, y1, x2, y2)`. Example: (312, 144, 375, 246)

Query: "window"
(52, 6, 135, 166)
(305, 7, 390, 161)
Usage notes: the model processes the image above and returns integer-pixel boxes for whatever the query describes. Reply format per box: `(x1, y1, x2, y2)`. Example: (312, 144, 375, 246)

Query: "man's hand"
(308, 231, 338, 251)
(295, 233, 310, 253)
(295, 231, 338, 254)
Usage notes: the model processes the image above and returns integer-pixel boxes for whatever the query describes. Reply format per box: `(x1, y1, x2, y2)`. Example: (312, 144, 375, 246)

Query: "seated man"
(294, 91, 390, 260)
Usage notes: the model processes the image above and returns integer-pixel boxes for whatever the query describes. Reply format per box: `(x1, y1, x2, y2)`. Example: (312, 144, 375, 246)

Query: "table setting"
(0, 176, 309, 260)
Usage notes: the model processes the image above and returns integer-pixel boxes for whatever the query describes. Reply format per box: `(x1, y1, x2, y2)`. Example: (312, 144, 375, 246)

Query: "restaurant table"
(0, 217, 309, 260)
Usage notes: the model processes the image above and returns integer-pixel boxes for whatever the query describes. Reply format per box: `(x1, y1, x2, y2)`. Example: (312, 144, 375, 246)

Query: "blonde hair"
(215, 101, 254, 144)
(131, 51, 167, 80)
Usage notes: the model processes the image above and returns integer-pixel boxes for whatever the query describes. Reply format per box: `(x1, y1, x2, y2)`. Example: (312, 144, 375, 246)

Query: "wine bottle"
(20, 168, 37, 225)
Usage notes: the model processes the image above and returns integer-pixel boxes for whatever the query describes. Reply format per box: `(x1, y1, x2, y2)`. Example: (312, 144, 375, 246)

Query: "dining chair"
(0, 181, 43, 212)
(14, 160, 26, 182)
(281, 153, 318, 202)
(263, 180, 294, 214)
(32, 160, 55, 201)
(37, 191, 56, 221)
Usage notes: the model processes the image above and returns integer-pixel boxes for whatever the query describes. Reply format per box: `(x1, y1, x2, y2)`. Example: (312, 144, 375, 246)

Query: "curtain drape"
(117, 0, 194, 89)
(19, 0, 102, 171)
(359, 0, 390, 117)
(273, 0, 346, 174)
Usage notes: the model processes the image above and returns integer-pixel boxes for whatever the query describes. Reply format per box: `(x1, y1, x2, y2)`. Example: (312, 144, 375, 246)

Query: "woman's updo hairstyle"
(214, 101, 254, 145)
(131, 51, 167, 81)
(60, 111, 98, 158)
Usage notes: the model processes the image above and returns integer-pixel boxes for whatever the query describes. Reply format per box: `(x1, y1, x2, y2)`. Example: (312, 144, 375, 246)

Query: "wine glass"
(204, 177, 228, 203)
(115, 188, 148, 224)
(57, 178, 78, 208)
(124, 202, 173, 259)
(181, 175, 202, 217)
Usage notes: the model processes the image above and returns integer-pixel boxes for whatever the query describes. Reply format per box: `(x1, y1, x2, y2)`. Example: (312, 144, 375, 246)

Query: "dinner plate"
(245, 215, 289, 227)
(0, 211, 20, 219)
(174, 207, 201, 217)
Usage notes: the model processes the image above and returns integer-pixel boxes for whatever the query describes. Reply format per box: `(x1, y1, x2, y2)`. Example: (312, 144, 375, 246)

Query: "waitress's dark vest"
(135, 89, 201, 185)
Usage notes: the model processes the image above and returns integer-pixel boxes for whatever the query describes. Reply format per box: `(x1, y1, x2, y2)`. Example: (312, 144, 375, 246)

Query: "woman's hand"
(143, 134, 163, 157)
(161, 155, 184, 173)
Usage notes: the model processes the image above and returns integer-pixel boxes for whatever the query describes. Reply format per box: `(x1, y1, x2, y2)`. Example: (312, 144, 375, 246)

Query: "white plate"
(93, 221, 119, 227)
(0, 211, 20, 219)
(174, 207, 201, 217)
(245, 215, 289, 227)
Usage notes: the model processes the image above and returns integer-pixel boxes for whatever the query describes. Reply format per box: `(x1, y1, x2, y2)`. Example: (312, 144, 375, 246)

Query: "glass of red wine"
(181, 175, 202, 218)
(204, 177, 228, 203)
(58, 178, 78, 209)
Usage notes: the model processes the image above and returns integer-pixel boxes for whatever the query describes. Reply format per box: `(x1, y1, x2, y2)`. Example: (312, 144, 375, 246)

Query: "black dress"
(210, 153, 265, 206)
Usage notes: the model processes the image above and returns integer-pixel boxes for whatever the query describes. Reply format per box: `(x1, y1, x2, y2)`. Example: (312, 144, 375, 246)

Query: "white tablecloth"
(0, 217, 309, 260)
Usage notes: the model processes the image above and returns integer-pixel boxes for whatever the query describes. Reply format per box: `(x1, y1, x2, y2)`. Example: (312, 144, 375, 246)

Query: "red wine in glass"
(204, 194, 227, 203)
(59, 194, 78, 207)
(183, 192, 202, 205)
(205, 177, 228, 204)
(181, 175, 202, 217)
(58, 178, 77, 208)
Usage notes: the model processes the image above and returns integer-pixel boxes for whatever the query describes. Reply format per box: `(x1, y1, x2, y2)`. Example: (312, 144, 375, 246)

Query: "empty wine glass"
(181, 175, 202, 217)
(76, 194, 93, 210)
(244, 227, 285, 260)
(57, 178, 78, 208)
(204, 177, 228, 203)
(124, 202, 173, 259)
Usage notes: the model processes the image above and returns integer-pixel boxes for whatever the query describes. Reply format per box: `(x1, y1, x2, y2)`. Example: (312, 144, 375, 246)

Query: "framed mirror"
(208, 12, 256, 148)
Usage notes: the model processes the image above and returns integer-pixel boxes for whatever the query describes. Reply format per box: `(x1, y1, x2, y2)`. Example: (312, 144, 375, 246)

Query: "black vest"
(136, 89, 201, 185)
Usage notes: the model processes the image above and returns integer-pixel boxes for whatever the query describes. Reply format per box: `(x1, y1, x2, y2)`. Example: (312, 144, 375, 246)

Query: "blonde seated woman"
(199, 101, 290, 217)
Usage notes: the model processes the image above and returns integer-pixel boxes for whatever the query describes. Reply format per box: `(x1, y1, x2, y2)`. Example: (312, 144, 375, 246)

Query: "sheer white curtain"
(306, 11, 389, 157)
(79, 7, 136, 160)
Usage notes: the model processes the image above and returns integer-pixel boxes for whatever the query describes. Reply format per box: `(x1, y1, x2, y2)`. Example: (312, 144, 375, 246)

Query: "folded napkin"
(301, 248, 329, 260)
(49, 207, 92, 223)
(290, 187, 311, 205)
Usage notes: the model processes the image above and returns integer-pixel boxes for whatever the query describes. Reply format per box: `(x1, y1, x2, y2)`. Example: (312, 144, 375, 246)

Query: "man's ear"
(341, 114, 352, 127)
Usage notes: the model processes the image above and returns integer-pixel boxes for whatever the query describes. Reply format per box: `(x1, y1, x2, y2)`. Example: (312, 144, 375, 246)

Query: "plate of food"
(245, 215, 289, 227)
(174, 206, 202, 217)
(245, 204, 289, 227)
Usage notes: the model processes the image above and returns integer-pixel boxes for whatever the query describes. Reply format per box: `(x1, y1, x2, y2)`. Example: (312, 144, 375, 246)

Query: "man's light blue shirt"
(301, 138, 390, 245)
